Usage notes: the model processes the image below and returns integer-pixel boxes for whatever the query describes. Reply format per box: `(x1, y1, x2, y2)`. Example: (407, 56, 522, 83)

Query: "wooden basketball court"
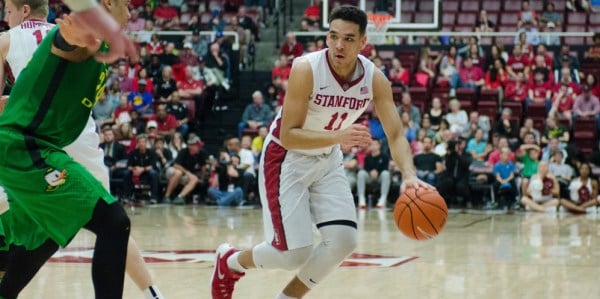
(19, 205, 600, 298)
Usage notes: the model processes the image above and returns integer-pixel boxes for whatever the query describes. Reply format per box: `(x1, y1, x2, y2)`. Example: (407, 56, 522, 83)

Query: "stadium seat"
(461, 0, 480, 12)
(477, 101, 498, 121)
(567, 12, 588, 25)
(414, 12, 434, 23)
(565, 25, 587, 45)
(480, 37, 493, 45)
(480, 89, 500, 105)
(502, 101, 524, 120)
(442, 0, 459, 12)
(499, 14, 519, 25)
(454, 25, 475, 33)
(408, 86, 428, 106)
(401, 0, 417, 12)
(573, 131, 596, 154)
(456, 13, 477, 25)
(576, 118, 597, 132)
(590, 13, 600, 25)
(456, 88, 476, 108)
(431, 88, 450, 107)
(530, 1, 543, 11)
(482, 2, 501, 12)
(419, 1, 435, 12)
(443, 14, 456, 26)
(526, 102, 547, 119)
(401, 12, 414, 23)
(378, 50, 395, 60)
(200, 12, 212, 25)
(502, 0, 522, 11)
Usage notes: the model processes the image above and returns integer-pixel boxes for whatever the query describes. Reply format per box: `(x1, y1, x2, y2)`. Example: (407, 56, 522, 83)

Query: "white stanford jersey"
(7, 19, 55, 80)
(269, 49, 375, 156)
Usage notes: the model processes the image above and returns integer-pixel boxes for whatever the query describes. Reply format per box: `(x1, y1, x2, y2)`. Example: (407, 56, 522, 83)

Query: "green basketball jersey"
(0, 27, 108, 148)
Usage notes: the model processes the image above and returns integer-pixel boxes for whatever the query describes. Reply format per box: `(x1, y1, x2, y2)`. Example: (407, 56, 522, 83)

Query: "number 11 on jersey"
(324, 112, 348, 131)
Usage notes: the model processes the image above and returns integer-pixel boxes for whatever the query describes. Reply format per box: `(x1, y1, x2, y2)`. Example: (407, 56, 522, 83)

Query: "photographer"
(438, 138, 472, 207)
(207, 151, 244, 206)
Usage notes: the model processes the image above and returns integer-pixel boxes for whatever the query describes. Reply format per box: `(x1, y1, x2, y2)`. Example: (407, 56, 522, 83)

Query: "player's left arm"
(0, 32, 9, 99)
(372, 69, 432, 192)
(51, 15, 102, 62)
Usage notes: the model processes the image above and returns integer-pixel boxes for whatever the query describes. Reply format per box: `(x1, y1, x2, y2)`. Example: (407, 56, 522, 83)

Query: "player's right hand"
(69, 6, 139, 63)
(338, 124, 372, 149)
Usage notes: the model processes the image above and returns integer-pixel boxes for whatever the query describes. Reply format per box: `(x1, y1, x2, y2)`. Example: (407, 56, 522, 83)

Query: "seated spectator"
(494, 108, 519, 141)
(238, 91, 273, 137)
(280, 32, 304, 62)
(506, 45, 530, 80)
(149, 104, 178, 141)
(467, 128, 491, 161)
(555, 67, 579, 94)
(123, 134, 160, 203)
(251, 125, 268, 157)
(127, 8, 146, 32)
(238, 6, 260, 41)
(420, 116, 436, 138)
(542, 117, 570, 144)
(438, 45, 460, 89)
(411, 129, 426, 155)
(566, 0, 591, 12)
(527, 69, 553, 111)
(226, 16, 249, 68)
(272, 55, 291, 82)
(573, 84, 600, 132)
(541, 136, 568, 162)
(439, 138, 472, 206)
(466, 43, 485, 69)
(561, 163, 599, 213)
(540, 2, 562, 26)
(434, 119, 451, 146)
(113, 95, 133, 126)
(177, 66, 203, 102)
(446, 99, 468, 135)
(549, 83, 575, 126)
(116, 122, 137, 153)
(189, 29, 209, 60)
(400, 111, 418, 142)
(207, 152, 244, 206)
(133, 67, 154, 94)
(530, 54, 554, 83)
(519, 118, 541, 144)
(463, 111, 491, 140)
(389, 58, 409, 86)
(225, 136, 257, 201)
(541, 22, 560, 46)
(165, 134, 209, 204)
(168, 132, 187, 160)
(153, 136, 173, 171)
(504, 72, 529, 102)
(585, 73, 600, 98)
(397, 91, 422, 127)
(129, 110, 146, 136)
(343, 146, 359, 191)
(428, 97, 444, 130)
(457, 57, 485, 92)
(518, 0, 538, 27)
(515, 33, 535, 60)
(434, 130, 453, 157)
(180, 42, 200, 67)
(554, 44, 581, 74)
(484, 44, 505, 72)
(147, 34, 165, 56)
(153, 0, 179, 30)
(99, 127, 128, 194)
(520, 161, 560, 212)
(414, 136, 444, 186)
(584, 33, 600, 61)
(92, 93, 116, 129)
(484, 58, 507, 92)
(155, 66, 178, 103)
(518, 144, 541, 195)
(204, 42, 231, 91)
(488, 137, 516, 165)
(475, 9, 494, 33)
(357, 139, 391, 209)
(493, 147, 518, 209)
(105, 81, 122, 108)
(109, 64, 133, 94)
(372, 56, 389, 78)
(127, 79, 154, 116)
(415, 47, 440, 88)
(166, 92, 190, 137)
(516, 21, 540, 47)
(135, 19, 155, 44)
(549, 150, 574, 198)
(304, 0, 321, 23)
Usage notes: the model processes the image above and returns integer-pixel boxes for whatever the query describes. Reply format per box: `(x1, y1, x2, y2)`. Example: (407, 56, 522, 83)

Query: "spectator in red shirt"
(280, 32, 304, 61)
(272, 55, 291, 81)
(177, 66, 204, 101)
(484, 58, 507, 91)
(507, 44, 530, 79)
(505, 72, 529, 102)
(153, 0, 179, 29)
(584, 33, 600, 61)
(132, 67, 154, 94)
(360, 43, 377, 60)
(529, 54, 554, 84)
(389, 58, 409, 87)
(488, 136, 516, 166)
(556, 67, 580, 95)
(304, 0, 321, 23)
(535, 44, 554, 69)
(458, 57, 485, 91)
(113, 95, 134, 126)
(549, 83, 575, 126)
(149, 104, 179, 140)
(146, 34, 165, 55)
(527, 69, 553, 111)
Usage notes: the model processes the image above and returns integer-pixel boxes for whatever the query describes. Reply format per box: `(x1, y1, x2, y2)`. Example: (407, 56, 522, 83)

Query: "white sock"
(226, 251, 246, 273)
(144, 285, 164, 299)
(276, 293, 297, 299)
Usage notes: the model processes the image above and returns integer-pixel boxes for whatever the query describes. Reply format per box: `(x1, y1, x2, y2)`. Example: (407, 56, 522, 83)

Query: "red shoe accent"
(211, 244, 245, 299)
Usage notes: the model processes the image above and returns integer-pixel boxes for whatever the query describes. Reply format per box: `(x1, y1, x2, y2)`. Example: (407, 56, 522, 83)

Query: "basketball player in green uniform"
(0, 1, 133, 297)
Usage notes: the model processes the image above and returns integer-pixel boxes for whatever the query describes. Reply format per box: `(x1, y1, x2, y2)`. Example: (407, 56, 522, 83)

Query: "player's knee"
(326, 228, 357, 259)
(105, 204, 131, 234)
(280, 246, 312, 271)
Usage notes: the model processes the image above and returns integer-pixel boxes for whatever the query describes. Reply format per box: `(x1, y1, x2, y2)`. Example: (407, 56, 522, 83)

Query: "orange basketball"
(393, 188, 448, 240)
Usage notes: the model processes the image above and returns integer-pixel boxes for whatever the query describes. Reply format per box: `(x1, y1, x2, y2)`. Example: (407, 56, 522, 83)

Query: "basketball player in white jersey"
(211, 6, 431, 299)
(0, 1, 164, 298)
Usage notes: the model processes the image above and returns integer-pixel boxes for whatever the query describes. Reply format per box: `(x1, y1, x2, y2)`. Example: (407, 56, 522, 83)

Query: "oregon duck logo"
(44, 168, 67, 192)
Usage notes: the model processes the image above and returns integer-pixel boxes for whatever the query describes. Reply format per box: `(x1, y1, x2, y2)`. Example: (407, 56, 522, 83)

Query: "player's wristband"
(61, 0, 98, 12)
(53, 30, 78, 52)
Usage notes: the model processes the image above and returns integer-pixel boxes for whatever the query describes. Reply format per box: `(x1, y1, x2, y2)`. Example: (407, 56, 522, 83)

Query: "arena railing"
(128, 30, 240, 50)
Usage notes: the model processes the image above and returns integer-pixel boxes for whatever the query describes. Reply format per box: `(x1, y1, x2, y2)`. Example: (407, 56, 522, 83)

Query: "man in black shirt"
(166, 91, 190, 137)
(123, 134, 160, 203)
(413, 136, 444, 186)
(165, 134, 209, 204)
(357, 139, 391, 209)
(439, 139, 473, 207)
(100, 127, 128, 195)
(207, 152, 244, 206)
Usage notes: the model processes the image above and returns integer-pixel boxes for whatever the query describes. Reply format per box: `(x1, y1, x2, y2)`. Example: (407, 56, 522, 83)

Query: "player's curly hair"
(328, 5, 367, 36)
(11, 0, 49, 18)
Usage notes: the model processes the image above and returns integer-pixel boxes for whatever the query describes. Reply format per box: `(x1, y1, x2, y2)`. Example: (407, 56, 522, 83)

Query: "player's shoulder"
(289, 56, 313, 76)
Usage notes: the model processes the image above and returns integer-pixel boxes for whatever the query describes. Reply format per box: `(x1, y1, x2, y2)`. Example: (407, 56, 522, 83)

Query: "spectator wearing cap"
(127, 8, 146, 32)
(123, 134, 161, 203)
(280, 32, 304, 62)
(149, 104, 179, 140)
(127, 79, 154, 115)
(573, 84, 600, 132)
(146, 120, 158, 136)
(166, 91, 190, 137)
(153, 0, 179, 30)
(189, 29, 209, 59)
(178, 43, 198, 68)
(542, 22, 560, 46)
(165, 134, 209, 205)
(238, 90, 273, 137)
